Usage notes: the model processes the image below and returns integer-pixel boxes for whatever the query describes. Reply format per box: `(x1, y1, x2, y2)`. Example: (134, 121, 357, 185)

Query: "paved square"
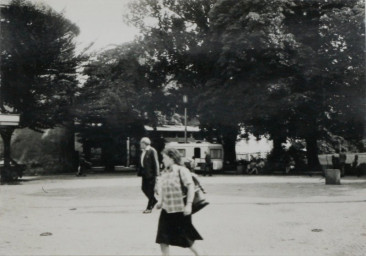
(1, 174, 365, 256)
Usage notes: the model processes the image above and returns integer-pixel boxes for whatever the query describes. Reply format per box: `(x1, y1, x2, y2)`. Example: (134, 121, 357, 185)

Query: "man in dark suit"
(204, 151, 213, 176)
(139, 137, 160, 214)
(339, 149, 347, 177)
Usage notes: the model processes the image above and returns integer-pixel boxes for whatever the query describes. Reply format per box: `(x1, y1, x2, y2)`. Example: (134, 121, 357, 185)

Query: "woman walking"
(155, 148, 202, 256)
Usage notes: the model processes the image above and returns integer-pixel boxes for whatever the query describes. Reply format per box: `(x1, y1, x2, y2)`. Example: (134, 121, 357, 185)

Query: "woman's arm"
(186, 182, 195, 204)
(156, 173, 164, 209)
(183, 182, 195, 215)
(181, 168, 195, 215)
(156, 190, 163, 209)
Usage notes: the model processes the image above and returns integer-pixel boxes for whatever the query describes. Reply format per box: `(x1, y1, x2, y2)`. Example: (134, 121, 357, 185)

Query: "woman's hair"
(162, 148, 182, 165)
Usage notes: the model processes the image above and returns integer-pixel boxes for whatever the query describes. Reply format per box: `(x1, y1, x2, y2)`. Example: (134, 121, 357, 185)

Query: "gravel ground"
(1, 174, 365, 256)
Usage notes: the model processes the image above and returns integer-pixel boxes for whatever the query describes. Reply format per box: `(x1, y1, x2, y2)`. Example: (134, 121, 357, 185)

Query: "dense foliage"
(0, 0, 81, 181)
(75, 44, 149, 169)
(126, 0, 365, 170)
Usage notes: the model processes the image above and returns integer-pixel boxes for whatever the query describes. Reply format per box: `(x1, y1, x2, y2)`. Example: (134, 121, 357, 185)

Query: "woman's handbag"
(178, 168, 209, 214)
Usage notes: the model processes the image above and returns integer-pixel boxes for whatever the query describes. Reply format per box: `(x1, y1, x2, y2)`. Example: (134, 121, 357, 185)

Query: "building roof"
(166, 141, 222, 147)
(144, 125, 200, 132)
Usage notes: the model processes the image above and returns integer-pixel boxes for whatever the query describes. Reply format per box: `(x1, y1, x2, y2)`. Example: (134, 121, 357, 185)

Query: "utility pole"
(183, 95, 188, 143)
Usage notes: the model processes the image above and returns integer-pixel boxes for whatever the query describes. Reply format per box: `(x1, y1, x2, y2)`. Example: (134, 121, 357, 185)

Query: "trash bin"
(237, 164, 244, 174)
(325, 169, 341, 185)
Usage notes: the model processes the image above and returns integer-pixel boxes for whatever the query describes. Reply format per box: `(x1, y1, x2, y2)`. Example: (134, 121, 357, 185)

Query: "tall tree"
(317, 0, 365, 143)
(283, 0, 364, 168)
(126, 0, 240, 163)
(207, 0, 365, 170)
(206, 0, 297, 164)
(0, 0, 81, 181)
(126, 0, 364, 169)
(75, 43, 148, 170)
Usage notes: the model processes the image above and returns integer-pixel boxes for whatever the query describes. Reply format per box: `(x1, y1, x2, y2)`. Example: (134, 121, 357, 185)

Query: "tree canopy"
(1, 0, 81, 129)
(125, 0, 240, 163)
(126, 0, 365, 170)
(0, 0, 81, 181)
(75, 43, 149, 169)
(206, 0, 365, 168)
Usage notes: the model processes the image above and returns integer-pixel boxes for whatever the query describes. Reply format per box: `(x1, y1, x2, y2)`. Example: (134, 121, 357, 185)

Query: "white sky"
(20, 0, 139, 52)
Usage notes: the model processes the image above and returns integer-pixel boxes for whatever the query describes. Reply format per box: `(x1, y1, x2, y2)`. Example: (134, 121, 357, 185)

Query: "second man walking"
(139, 137, 160, 213)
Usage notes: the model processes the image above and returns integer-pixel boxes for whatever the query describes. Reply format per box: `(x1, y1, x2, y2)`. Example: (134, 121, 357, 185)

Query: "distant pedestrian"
(339, 149, 347, 177)
(155, 148, 202, 256)
(332, 155, 338, 169)
(285, 157, 295, 174)
(352, 155, 358, 169)
(247, 158, 258, 175)
(204, 151, 212, 176)
(353, 155, 360, 177)
(76, 154, 91, 177)
(139, 137, 160, 214)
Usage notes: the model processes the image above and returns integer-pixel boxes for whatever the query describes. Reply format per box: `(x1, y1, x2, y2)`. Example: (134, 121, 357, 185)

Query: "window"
(177, 149, 186, 157)
(194, 148, 201, 158)
(210, 149, 223, 159)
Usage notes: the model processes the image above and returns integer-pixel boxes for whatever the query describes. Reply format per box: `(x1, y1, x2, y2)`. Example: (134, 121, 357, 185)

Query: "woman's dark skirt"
(156, 209, 203, 248)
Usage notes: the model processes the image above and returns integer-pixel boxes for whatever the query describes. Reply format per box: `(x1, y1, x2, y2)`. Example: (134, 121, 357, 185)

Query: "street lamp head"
(183, 95, 188, 104)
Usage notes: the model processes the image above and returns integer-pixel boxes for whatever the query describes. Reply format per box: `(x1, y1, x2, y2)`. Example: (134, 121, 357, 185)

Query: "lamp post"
(183, 95, 188, 143)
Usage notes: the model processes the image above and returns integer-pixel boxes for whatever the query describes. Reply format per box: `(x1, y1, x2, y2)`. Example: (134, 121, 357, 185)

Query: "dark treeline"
(1, 0, 365, 181)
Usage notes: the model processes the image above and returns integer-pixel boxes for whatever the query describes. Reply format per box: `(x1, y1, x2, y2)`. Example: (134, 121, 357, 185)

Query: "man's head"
(140, 137, 151, 150)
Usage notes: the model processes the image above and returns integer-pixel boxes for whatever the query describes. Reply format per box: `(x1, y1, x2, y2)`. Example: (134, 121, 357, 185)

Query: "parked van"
(164, 141, 224, 171)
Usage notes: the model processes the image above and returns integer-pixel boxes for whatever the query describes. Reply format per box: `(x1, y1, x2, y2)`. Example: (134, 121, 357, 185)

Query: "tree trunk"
(62, 123, 76, 172)
(222, 136, 236, 164)
(102, 139, 115, 172)
(82, 140, 91, 161)
(221, 125, 238, 165)
(268, 136, 286, 172)
(305, 136, 321, 171)
(272, 136, 285, 158)
(1, 127, 15, 183)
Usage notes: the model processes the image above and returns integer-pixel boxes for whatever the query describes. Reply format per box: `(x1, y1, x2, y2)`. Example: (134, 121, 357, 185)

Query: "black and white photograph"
(0, 0, 365, 255)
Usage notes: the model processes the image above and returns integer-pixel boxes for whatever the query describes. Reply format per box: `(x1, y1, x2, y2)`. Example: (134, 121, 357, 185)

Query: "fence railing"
(237, 152, 366, 165)
(236, 152, 270, 161)
(318, 153, 366, 166)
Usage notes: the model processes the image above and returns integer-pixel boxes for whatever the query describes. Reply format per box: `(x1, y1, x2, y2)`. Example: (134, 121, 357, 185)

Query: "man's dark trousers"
(204, 163, 213, 176)
(142, 177, 157, 210)
(204, 153, 213, 176)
